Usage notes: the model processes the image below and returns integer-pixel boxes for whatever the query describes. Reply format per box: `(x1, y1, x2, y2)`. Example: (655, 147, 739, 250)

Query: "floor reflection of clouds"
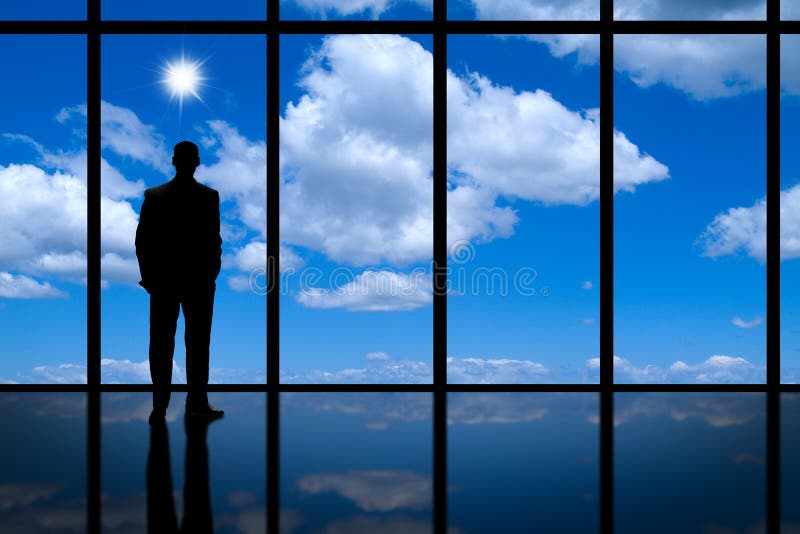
(615, 392, 765, 427)
(282, 393, 433, 534)
(0, 393, 87, 533)
(297, 470, 431, 512)
(616, 393, 766, 533)
(448, 393, 599, 533)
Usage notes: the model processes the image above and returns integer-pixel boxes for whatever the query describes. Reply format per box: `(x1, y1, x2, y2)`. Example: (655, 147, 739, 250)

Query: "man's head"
(172, 141, 200, 175)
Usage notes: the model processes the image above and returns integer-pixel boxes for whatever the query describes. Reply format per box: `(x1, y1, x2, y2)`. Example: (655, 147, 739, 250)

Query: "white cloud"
(287, 0, 432, 18)
(197, 120, 266, 238)
(59, 101, 170, 173)
(280, 34, 666, 269)
(0, 163, 86, 271)
(731, 316, 763, 329)
(506, 33, 770, 101)
(581, 280, 593, 290)
(0, 358, 266, 385)
(0, 105, 155, 292)
(448, 73, 669, 209)
(27, 364, 87, 384)
(469, 0, 598, 20)
(228, 240, 267, 273)
(783, 34, 800, 94)
(447, 357, 549, 384)
(615, 0, 764, 20)
(609, 354, 766, 384)
(0, 272, 65, 298)
(282, 355, 603, 384)
(614, 34, 765, 100)
(281, 34, 433, 266)
(296, 471, 431, 512)
(296, 270, 432, 311)
(697, 183, 800, 262)
(281, 359, 433, 384)
(101, 101, 170, 173)
(468, 0, 765, 21)
(365, 351, 391, 361)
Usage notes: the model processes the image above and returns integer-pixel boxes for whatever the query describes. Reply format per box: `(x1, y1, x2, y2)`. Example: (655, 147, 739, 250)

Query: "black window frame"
(0, 0, 792, 531)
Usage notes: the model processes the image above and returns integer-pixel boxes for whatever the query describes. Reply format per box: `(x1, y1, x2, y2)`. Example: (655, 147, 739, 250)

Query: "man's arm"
(135, 190, 154, 292)
(210, 190, 222, 281)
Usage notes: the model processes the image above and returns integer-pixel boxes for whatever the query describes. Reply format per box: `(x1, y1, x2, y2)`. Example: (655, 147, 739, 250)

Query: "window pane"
(281, 0, 432, 20)
(783, 394, 800, 529)
(782, 34, 800, 383)
(280, 34, 433, 384)
(102, 392, 266, 532)
(103, 0, 266, 20)
(0, 35, 87, 384)
(101, 35, 266, 384)
(448, 0, 599, 20)
(615, 0, 765, 20)
(447, 34, 599, 384)
(0, 0, 84, 19)
(281, 393, 433, 532)
(615, 34, 766, 384)
(616, 393, 766, 532)
(0, 393, 87, 531)
(449, 393, 599, 531)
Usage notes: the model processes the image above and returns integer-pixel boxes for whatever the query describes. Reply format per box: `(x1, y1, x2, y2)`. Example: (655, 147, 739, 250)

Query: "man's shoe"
(185, 403, 224, 418)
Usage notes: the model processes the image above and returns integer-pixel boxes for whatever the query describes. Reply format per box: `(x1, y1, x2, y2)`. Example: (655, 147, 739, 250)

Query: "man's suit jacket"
(135, 177, 222, 293)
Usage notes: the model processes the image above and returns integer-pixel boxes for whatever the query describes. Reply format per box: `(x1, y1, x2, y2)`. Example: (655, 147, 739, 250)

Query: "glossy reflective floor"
(0, 392, 796, 532)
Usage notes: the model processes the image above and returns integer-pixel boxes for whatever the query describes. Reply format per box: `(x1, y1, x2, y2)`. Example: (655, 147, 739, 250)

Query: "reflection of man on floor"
(147, 416, 217, 534)
(135, 141, 223, 420)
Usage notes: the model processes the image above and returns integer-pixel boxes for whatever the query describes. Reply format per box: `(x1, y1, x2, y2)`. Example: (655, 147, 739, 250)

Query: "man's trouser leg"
(150, 290, 180, 412)
(183, 283, 215, 407)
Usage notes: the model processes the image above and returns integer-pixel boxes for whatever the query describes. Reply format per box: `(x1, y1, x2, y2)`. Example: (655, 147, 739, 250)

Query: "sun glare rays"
(159, 53, 208, 118)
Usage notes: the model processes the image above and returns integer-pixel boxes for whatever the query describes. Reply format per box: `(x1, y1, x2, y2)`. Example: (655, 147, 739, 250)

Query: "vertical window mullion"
(433, 2, 447, 532)
(766, 0, 781, 529)
(87, 0, 101, 531)
(600, 1, 614, 532)
(267, 0, 280, 529)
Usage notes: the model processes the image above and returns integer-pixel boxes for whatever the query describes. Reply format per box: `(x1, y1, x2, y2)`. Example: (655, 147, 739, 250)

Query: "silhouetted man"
(136, 141, 223, 420)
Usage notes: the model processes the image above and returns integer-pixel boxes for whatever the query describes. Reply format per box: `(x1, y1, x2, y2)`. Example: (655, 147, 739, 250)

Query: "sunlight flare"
(160, 53, 206, 116)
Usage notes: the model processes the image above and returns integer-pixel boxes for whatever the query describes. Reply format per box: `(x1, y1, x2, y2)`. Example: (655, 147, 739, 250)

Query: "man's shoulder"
(195, 182, 219, 198)
(144, 182, 171, 198)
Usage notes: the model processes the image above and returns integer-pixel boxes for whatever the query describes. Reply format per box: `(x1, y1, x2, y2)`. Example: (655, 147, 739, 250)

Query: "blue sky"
(1, 0, 798, 384)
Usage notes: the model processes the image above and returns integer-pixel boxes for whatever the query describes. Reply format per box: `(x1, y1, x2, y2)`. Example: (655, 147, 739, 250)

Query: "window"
(0, 35, 87, 383)
(100, 34, 267, 384)
(447, 33, 600, 384)
(615, 34, 767, 384)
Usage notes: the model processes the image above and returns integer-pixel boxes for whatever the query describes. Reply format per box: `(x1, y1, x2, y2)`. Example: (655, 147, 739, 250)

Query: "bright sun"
(160, 54, 205, 114)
